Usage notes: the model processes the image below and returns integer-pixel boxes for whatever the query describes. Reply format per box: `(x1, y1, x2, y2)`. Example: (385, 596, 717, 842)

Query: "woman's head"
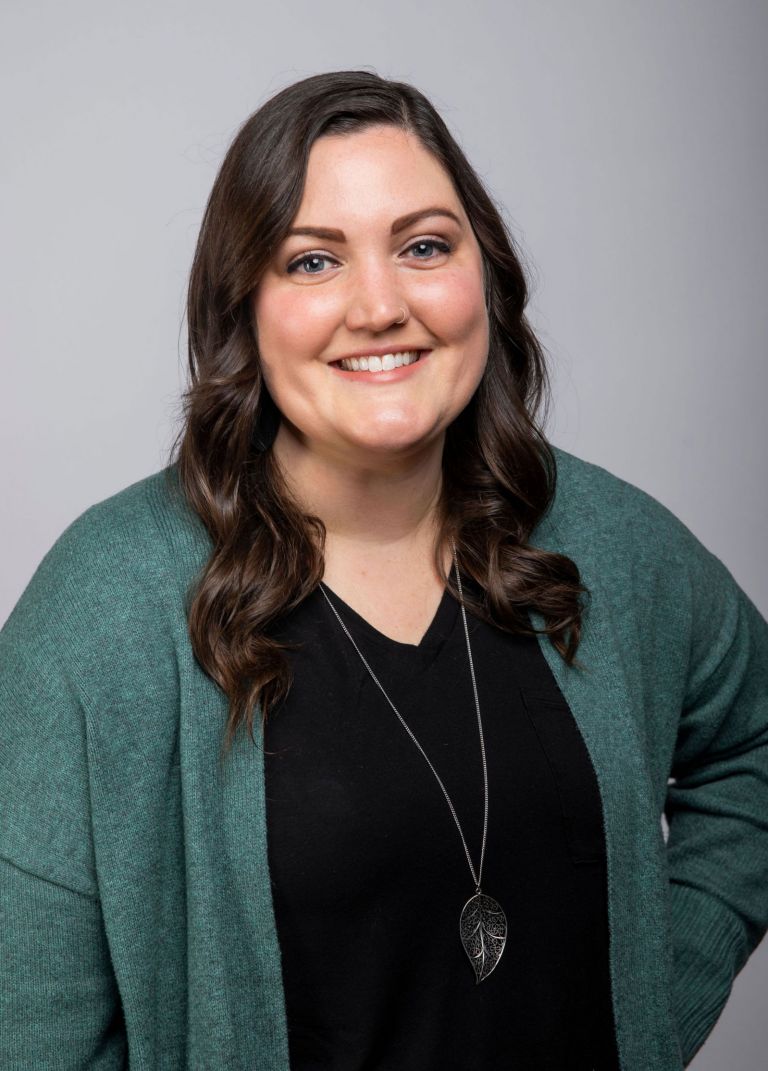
(252, 123, 489, 467)
(186, 69, 550, 468)
(174, 70, 587, 757)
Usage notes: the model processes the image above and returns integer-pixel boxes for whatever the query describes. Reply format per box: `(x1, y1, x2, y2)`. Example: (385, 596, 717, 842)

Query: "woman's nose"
(343, 261, 409, 333)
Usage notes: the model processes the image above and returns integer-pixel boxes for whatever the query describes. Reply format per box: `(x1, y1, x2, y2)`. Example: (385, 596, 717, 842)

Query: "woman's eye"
(405, 239, 452, 260)
(286, 253, 337, 276)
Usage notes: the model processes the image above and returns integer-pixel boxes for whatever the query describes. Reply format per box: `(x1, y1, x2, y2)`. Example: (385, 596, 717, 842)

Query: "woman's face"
(251, 124, 489, 464)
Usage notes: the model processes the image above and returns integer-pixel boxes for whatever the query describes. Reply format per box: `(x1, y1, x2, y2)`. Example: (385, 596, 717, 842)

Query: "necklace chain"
(318, 537, 489, 893)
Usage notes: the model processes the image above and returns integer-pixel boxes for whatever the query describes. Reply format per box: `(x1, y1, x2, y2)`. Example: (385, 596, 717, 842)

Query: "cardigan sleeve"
(664, 546, 768, 1067)
(0, 522, 127, 1068)
(0, 858, 126, 1068)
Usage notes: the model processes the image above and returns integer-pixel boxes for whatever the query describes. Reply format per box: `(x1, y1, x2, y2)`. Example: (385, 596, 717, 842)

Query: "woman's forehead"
(294, 130, 464, 233)
(289, 147, 460, 242)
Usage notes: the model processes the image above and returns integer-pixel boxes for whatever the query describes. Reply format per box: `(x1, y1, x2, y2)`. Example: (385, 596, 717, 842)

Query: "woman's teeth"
(337, 350, 422, 373)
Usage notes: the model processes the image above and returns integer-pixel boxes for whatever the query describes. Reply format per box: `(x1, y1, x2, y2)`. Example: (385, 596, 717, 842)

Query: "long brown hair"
(168, 69, 589, 759)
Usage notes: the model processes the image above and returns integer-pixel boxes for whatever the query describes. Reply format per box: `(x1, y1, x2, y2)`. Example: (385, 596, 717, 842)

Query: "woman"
(1, 70, 766, 1071)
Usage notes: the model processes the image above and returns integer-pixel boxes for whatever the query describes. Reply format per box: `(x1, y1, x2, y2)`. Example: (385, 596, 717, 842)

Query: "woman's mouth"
(329, 349, 430, 381)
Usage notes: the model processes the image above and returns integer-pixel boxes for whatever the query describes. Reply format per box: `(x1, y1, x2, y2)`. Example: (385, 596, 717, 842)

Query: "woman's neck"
(273, 425, 446, 553)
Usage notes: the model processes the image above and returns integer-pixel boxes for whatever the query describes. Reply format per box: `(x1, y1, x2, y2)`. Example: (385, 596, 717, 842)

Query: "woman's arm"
(0, 858, 126, 1068)
(0, 523, 127, 1069)
(665, 552, 768, 1067)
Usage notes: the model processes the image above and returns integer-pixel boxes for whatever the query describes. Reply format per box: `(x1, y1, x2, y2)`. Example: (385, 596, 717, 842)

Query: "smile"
(329, 350, 430, 382)
(335, 350, 422, 372)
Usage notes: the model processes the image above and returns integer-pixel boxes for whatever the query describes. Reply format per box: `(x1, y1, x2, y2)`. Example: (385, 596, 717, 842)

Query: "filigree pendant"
(459, 890, 507, 984)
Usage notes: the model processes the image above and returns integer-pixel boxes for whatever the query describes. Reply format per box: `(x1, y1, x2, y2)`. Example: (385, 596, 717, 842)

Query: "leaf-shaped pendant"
(459, 890, 507, 984)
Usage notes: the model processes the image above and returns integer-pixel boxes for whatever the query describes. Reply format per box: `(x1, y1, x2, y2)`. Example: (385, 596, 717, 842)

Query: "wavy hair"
(167, 69, 590, 760)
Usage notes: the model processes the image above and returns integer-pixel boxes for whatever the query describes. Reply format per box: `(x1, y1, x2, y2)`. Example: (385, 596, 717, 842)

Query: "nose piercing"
(395, 307, 407, 324)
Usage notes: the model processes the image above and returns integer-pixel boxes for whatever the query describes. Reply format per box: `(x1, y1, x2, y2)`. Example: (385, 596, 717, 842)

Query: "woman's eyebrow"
(286, 206, 462, 243)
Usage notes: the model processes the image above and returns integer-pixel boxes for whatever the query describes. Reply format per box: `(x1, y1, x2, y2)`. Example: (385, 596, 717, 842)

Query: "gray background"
(1, 1, 766, 1065)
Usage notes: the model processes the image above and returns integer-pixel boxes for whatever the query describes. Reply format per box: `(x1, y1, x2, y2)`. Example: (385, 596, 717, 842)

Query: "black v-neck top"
(264, 578, 620, 1070)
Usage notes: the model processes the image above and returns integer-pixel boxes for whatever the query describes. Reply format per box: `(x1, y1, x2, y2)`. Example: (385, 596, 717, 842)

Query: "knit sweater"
(1, 445, 767, 1070)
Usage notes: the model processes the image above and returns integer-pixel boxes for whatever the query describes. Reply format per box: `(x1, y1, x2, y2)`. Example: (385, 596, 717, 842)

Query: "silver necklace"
(318, 537, 507, 984)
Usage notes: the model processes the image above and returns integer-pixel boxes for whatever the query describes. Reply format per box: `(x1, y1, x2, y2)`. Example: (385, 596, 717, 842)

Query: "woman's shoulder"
(548, 443, 720, 575)
(547, 445, 755, 682)
(19, 464, 208, 606)
(550, 443, 682, 529)
(62, 462, 204, 555)
(1, 465, 209, 680)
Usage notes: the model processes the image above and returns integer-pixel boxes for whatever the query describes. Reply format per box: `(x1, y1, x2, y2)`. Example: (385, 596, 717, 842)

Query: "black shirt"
(264, 579, 620, 1070)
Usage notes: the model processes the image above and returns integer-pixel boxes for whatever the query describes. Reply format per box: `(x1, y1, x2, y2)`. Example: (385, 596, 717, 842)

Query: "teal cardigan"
(2, 445, 767, 1070)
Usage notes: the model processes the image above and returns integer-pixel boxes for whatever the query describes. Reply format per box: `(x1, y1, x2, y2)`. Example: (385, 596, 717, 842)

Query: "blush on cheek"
(253, 286, 337, 361)
(418, 267, 487, 343)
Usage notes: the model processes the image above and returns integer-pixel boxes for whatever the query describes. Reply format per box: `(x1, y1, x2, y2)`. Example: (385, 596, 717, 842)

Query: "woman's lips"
(329, 350, 431, 383)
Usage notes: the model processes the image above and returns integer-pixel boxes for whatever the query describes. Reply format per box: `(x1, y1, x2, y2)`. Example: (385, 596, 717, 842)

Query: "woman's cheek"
(255, 284, 336, 358)
(412, 266, 487, 341)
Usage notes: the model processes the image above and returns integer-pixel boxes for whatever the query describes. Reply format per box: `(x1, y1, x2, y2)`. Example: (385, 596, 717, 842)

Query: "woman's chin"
(338, 428, 441, 458)
(278, 419, 445, 463)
